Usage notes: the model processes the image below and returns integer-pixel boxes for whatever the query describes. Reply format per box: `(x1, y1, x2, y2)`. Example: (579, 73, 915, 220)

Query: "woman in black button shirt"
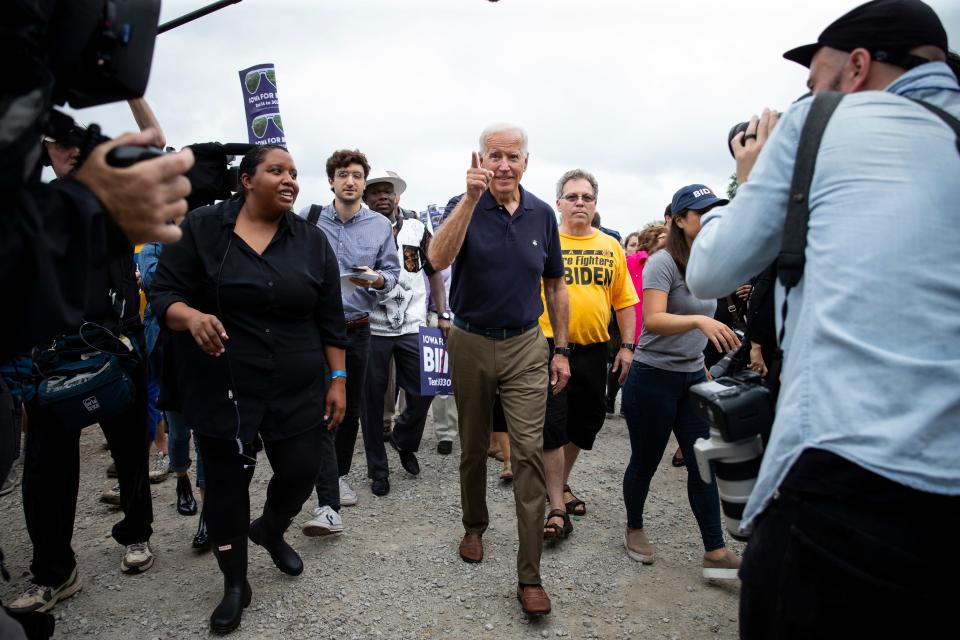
(150, 145, 347, 634)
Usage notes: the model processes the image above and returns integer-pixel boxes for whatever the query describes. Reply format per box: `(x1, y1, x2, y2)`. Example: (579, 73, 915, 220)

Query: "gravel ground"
(0, 409, 742, 639)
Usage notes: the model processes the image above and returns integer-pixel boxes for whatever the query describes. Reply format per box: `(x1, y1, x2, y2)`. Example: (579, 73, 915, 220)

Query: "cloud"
(60, 0, 958, 235)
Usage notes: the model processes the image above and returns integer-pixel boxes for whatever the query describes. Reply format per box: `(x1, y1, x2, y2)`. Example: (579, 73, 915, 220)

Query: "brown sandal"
(563, 484, 586, 517)
(499, 463, 513, 482)
(543, 509, 572, 540)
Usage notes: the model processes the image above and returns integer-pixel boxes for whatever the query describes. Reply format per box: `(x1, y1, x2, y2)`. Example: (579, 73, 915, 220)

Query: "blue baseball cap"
(671, 184, 729, 215)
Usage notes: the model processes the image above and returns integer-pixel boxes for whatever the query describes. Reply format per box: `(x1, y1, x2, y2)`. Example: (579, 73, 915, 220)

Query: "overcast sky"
(59, 0, 959, 236)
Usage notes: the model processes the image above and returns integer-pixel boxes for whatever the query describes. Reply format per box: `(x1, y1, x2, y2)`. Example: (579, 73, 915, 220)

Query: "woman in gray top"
(620, 184, 742, 579)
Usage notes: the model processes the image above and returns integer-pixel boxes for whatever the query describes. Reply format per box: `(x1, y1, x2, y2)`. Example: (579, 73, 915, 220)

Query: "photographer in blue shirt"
(687, 1, 960, 637)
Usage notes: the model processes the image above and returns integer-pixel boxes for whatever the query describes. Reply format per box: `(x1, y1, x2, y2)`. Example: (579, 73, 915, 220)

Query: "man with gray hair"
(429, 123, 570, 616)
(539, 170, 637, 543)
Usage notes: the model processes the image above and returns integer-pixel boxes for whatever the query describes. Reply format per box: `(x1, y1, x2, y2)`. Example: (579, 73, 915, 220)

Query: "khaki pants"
(447, 325, 549, 585)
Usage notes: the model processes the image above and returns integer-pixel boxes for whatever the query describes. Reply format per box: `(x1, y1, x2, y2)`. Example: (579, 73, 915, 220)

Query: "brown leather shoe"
(458, 533, 483, 563)
(516, 583, 551, 615)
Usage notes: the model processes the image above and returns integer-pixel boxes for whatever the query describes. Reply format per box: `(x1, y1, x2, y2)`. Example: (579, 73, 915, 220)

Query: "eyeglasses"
(335, 170, 365, 181)
(244, 69, 277, 94)
(561, 193, 596, 203)
(251, 113, 283, 139)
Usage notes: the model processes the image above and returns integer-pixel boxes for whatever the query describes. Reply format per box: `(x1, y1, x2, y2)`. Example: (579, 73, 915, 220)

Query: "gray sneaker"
(121, 542, 154, 574)
(7, 566, 82, 613)
(100, 484, 121, 505)
(339, 475, 358, 506)
(148, 452, 169, 483)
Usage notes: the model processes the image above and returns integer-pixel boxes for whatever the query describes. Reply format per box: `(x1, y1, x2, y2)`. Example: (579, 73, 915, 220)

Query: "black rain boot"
(193, 510, 210, 551)
(176, 475, 198, 515)
(210, 536, 252, 634)
(248, 506, 302, 576)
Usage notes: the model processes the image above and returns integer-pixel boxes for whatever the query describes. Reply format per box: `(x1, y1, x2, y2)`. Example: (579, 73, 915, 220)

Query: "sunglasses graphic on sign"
(244, 68, 277, 94)
(251, 113, 283, 139)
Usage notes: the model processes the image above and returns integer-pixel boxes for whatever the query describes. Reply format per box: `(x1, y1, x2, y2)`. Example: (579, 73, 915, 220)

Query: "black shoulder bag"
(307, 204, 323, 225)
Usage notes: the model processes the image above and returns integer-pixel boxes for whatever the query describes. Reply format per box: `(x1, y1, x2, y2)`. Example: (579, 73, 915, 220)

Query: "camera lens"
(727, 122, 750, 158)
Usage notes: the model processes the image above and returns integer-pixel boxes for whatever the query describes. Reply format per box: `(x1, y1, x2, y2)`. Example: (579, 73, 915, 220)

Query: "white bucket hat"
(364, 169, 407, 196)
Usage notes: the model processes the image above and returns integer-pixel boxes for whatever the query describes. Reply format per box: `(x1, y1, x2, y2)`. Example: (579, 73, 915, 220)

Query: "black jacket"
(150, 198, 347, 442)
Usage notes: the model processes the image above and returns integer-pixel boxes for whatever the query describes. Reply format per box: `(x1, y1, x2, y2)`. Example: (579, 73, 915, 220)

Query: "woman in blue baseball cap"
(620, 184, 742, 578)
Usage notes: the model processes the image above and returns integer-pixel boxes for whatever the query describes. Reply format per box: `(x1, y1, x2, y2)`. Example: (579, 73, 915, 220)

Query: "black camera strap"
(307, 205, 323, 225)
(777, 91, 844, 292)
(907, 98, 960, 153)
(775, 91, 844, 349)
(776, 91, 960, 350)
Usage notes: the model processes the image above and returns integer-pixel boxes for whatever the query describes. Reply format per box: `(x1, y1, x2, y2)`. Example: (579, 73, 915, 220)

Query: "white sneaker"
(121, 541, 154, 574)
(302, 505, 343, 537)
(339, 475, 358, 506)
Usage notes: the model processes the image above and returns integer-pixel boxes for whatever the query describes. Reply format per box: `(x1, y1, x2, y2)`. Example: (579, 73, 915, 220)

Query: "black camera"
(726, 122, 752, 158)
(727, 93, 815, 158)
(41, 1, 251, 208)
(47, 0, 162, 110)
(689, 344, 775, 540)
(45, 109, 253, 210)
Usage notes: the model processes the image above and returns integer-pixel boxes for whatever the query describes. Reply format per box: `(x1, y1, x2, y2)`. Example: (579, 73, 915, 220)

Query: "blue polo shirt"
(449, 185, 563, 328)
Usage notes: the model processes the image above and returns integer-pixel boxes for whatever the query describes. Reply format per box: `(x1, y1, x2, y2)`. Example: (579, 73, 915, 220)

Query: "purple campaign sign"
(238, 63, 286, 146)
(419, 326, 452, 396)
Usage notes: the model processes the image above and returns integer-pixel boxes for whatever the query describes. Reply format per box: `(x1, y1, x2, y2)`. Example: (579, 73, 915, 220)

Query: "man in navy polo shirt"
(429, 123, 571, 617)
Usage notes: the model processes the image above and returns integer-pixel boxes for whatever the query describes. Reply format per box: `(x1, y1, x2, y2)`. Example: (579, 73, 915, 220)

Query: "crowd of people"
(2, 0, 959, 638)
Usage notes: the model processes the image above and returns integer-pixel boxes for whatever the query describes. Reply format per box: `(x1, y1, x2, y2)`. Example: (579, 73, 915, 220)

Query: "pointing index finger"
(471, 151, 480, 169)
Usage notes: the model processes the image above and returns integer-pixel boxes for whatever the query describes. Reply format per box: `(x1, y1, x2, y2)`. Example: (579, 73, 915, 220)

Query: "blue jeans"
(166, 410, 204, 488)
(621, 361, 724, 551)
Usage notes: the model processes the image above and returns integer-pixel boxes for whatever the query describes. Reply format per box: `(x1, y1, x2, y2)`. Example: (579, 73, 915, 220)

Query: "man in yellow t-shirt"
(538, 169, 638, 541)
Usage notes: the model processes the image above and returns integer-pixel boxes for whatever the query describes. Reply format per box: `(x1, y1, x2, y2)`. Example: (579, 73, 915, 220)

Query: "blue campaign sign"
(419, 326, 452, 396)
(238, 63, 286, 147)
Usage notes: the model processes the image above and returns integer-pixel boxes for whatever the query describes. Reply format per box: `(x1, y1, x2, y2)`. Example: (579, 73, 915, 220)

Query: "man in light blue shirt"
(298, 150, 400, 536)
(686, 1, 959, 636)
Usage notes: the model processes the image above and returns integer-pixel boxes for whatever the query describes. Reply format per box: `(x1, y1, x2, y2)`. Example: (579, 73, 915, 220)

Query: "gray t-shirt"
(634, 250, 716, 372)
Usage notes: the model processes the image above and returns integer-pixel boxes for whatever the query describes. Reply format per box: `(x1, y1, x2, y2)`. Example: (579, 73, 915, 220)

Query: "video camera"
(689, 340, 776, 541)
(42, 0, 249, 208)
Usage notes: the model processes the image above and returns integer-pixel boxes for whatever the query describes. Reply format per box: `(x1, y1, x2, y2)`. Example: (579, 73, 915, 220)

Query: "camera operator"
(1, 1, 194, 362)
(686, 0, 959, 636)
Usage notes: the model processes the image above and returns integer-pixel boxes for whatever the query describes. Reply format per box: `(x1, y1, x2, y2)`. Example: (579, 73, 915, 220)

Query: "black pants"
(739, 449, 960, 640)
(22, 359, 152, 587)
(0, 380, 17, 488)
(330, 325, 371, 479)
(197, 427, 323, 545)
(604, 363, 621, 412)
(362, 333, 433, 480)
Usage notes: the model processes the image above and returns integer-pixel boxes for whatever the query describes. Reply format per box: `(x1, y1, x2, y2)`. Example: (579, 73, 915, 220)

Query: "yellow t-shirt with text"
(539, 230, 638, 345)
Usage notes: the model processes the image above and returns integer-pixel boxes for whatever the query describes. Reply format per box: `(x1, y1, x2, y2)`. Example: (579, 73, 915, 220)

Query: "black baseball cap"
(783, 0, 948, 69)
(671, 184, 728, 216)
